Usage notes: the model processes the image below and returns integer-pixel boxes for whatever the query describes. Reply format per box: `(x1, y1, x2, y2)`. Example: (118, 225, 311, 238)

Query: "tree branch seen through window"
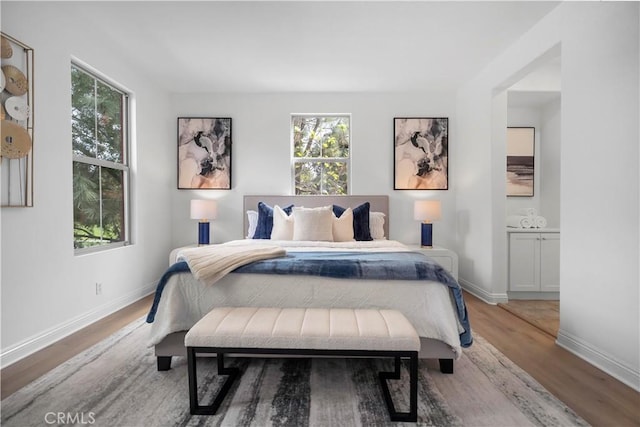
(292, 115, 350, 195)
(72, 65, 129, 250)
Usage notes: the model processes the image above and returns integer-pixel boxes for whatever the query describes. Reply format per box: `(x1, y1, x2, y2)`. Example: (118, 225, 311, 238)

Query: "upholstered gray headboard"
(243, 195, 389, 238)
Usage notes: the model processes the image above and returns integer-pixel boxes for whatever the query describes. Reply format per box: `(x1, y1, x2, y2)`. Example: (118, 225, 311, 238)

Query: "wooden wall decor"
(1, 32, 34, 207)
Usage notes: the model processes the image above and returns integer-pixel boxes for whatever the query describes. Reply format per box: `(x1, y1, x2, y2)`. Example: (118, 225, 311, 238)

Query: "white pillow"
(246, 210, 258, 238)
(370, 211, 386, 240)
(270, 205, 294, 240)
(333, 207, 354, 242)
(292, 206, 334, 241)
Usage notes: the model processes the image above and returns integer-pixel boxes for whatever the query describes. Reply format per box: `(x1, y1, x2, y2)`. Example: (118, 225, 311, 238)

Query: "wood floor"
(2, 292, 639, 426)
(497, 299, 560, 337)
(466, 293, 639, 427)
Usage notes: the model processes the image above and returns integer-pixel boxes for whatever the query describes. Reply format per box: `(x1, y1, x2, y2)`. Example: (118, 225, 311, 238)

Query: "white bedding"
(151, 240, 463, 358)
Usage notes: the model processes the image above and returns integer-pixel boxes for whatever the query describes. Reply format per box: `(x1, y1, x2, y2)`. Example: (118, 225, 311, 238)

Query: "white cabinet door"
(509, 233, 540, 291)
(540, 233, 560, 291)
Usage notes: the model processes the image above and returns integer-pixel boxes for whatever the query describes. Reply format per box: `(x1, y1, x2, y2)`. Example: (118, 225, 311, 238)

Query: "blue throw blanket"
(146, 261, 190, 323)
(146, 251, 472, 347)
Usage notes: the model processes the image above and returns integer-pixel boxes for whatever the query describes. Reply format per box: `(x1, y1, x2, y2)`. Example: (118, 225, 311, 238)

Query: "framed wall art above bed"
(394, 117, 448, 190)
(177, 117, 232, 190)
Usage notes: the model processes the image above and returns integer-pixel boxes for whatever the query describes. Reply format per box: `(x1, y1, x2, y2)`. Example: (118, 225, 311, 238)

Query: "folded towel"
(516, 208, 537, 217)
(534, 216, 547, 228)
(507, 215, 534, 228)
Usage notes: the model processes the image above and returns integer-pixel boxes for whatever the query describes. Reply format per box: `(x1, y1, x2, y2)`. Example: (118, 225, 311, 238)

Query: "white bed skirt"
(149, 271, 463, 358)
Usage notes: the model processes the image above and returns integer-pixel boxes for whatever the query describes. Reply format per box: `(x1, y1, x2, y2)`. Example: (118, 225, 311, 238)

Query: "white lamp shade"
(190, 199, 217, 220)
(414, 200, 441, 222)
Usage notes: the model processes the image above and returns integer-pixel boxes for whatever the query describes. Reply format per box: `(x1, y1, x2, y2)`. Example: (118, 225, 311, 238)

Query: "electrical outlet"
(96, 282, 103, 295)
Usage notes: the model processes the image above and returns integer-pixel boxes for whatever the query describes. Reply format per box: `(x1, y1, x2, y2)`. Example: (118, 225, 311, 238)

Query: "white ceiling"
(71, 1, 560, 93)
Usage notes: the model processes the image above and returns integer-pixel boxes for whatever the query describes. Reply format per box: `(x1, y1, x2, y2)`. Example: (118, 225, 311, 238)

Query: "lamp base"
(198, 222, 210, 245)
(420, 222, 433, 248)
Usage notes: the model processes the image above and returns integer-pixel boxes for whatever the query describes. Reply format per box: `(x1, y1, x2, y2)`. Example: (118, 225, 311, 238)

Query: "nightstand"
(409, 245, 459, 281)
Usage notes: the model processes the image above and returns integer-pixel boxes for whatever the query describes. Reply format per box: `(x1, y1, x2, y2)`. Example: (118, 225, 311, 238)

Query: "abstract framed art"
(394, 117, 448, 190)
(506, 127, 534, 197)
(177, 117, 232, 189)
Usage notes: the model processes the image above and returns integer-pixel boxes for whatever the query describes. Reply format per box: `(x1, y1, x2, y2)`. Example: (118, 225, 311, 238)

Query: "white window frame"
(72, 62, 131, 254)
(290, 114, 351, 195)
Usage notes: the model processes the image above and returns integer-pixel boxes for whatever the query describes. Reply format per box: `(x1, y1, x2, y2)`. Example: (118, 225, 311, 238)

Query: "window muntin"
(72, 64, 129, 251)
(292, 115, 350, 195)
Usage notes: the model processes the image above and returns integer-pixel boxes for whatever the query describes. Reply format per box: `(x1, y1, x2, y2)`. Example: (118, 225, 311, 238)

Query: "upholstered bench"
(185, 307, 420, 422)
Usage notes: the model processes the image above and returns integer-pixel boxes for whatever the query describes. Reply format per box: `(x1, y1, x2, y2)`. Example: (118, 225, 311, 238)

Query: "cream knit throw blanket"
(177, 244, 286, 286)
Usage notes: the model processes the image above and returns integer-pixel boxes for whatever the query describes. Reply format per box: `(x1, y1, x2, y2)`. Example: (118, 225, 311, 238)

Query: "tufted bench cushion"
(185, 307, 420, 422)
(185, 307, 421, 352)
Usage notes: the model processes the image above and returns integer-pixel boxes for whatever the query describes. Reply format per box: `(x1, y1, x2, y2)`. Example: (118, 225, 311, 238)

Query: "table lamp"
(190, 199, 217, 245)
(414, 200, 441, 248)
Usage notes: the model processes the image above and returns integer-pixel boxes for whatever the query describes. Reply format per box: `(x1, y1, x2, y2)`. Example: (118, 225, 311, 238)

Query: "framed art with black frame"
(177, 117, 232, 190)
(506, 127, 534, 197)
(394, 117, 448, 190)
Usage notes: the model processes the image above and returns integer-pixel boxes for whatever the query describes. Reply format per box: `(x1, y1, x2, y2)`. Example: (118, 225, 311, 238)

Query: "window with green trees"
(292, 115, 350, 195)
(72, 64, 129, 251)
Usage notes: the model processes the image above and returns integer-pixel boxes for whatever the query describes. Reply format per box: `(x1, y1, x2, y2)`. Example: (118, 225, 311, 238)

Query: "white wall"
(168, 92, 459, 250)
(456, 82, 498, 301)
(539, 99, 561, 228)
(456, 2, 639, 389)
(0, 3, 175, 366)
(557, 3, 638, 390)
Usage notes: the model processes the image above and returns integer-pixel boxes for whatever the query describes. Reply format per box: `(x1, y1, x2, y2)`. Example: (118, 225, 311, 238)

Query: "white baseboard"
(556, 329, 640, 392)
(459, 278, 508, 305)
(507, 291, 559, 300)
(0, 282, 157, 369)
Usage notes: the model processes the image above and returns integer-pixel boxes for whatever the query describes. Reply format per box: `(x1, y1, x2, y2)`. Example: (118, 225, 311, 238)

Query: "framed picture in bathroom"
(506, 127, 534, 197)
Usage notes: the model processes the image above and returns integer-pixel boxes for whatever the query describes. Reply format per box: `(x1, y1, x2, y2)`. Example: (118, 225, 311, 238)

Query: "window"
(71, 64, 130, 251)
(291, 115, 350, 195)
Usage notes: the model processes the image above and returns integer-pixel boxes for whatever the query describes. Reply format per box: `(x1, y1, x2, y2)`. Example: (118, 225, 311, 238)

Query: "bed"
(147, 195, 472, 373)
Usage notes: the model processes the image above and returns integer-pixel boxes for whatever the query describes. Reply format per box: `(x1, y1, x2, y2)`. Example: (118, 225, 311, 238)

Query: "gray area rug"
(1, 318, 588, 426)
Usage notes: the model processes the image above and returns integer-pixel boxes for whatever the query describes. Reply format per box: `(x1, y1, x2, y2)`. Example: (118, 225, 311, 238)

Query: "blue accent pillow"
(333, 202, 373, 241)
(252, 202, 294, 239)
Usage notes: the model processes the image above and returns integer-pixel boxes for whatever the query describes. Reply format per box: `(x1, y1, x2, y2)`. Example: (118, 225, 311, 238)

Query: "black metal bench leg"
(157, 356, 172, 371)
(439, 358, 454, 374)
(188, 348, 239, 415)
(378, 352, 418, 422)
(409, 352, 418, 421)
